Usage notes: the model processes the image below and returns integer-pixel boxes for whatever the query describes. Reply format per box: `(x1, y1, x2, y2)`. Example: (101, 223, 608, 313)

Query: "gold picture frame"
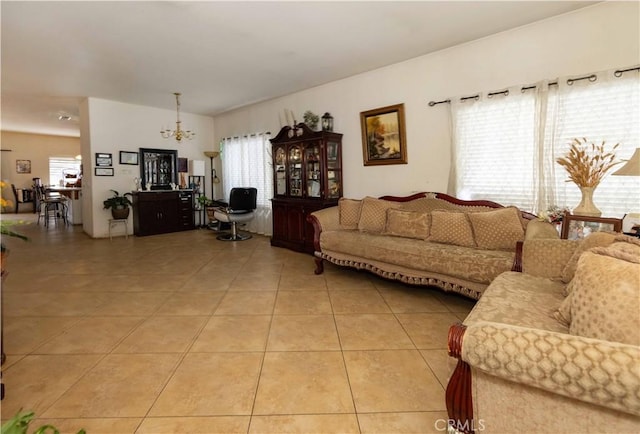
(561, 214, 622, 240)
(360, 103, 407, 166)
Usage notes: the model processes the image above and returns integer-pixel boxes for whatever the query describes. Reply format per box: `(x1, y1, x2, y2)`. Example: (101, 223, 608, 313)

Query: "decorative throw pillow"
(339, 198, 362, 229)
(383, 208, 430, 239)
(590, 241, 640, 264)
(568, 249, 640, 346)
(560, 231, 617, 283)
(357, 197, 402, 233)
(428, 210, 476, 247)
(615, 233, 640, 247)
(467, 207, 525, 251)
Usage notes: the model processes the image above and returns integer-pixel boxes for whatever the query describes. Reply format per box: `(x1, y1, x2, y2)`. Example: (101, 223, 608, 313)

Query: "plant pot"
(111, 207, 130, 220)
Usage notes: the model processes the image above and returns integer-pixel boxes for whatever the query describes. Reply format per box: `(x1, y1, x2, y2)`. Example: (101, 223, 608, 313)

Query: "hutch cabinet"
(132, 190, 194, 236)
(270, 123, 343, 253)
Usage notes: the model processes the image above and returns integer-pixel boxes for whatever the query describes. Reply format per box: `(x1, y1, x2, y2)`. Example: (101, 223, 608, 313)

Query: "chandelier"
(160, 92, 195, 142)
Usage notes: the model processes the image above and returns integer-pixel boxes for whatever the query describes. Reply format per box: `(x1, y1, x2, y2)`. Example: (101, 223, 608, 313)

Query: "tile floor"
(0, 213, 476, 433)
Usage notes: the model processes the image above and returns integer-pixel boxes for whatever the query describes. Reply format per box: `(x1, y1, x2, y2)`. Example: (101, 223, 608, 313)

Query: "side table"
(109, 219, 128, 240)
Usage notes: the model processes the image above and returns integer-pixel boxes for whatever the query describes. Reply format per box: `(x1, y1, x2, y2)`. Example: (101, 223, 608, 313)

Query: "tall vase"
(573, 186, 601, 217)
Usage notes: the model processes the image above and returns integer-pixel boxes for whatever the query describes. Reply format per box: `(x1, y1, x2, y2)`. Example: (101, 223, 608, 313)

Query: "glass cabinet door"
(288, 145, 303, 197)
(274, 147, 286, 196)
(305, 144, 321, 198)
(326, 141, 341, 198)
(140, 148, 178, 190)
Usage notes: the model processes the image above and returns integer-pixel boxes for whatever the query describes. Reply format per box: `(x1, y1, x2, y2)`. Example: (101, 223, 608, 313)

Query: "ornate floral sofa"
(308, 192, 538, 300)
(446, 232, 640, 433)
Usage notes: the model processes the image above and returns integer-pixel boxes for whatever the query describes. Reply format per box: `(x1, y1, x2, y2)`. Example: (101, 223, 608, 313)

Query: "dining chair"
(35, 186, 68, 227)
(10, 184, 34, 214)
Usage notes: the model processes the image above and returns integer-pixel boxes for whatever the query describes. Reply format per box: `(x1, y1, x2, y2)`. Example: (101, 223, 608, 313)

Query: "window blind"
(49, 157, 81, 187)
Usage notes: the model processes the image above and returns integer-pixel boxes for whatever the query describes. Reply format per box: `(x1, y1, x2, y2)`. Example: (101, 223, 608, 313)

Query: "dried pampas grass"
(556, 138, 622, 187)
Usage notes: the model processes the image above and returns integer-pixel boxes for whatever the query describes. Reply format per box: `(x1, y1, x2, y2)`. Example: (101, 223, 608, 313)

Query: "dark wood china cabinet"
(270, 123, 343, 253)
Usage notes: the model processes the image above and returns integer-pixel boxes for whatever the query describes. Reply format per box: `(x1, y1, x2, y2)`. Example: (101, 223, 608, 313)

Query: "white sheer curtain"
(220, 133, 273, 236)
(450, 67, 640, 216)
(449, 85, 540, 210)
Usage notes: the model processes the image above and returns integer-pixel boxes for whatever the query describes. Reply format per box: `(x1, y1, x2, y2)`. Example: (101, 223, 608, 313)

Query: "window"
(49, 156, 81, 187)
(451, 68, 640, 217)
(220, 133, 273, 235)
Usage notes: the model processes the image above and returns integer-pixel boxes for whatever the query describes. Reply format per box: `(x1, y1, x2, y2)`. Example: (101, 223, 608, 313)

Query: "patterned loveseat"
(308, 192, 537, 300)
(446, 232, 640, 433)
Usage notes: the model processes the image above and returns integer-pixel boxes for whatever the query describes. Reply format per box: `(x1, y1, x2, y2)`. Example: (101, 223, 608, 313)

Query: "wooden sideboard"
(132, 190, 194, 236)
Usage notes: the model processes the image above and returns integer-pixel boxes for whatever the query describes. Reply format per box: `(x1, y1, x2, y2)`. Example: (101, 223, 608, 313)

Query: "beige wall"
(212, 2, 640, 201)
(1, 131, 80, 212)
(79, 98, 216, 238)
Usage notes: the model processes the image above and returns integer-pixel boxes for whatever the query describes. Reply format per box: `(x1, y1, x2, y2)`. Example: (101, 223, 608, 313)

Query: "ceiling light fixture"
(58, 114, 72, 121)
(160, 92, 195, 143)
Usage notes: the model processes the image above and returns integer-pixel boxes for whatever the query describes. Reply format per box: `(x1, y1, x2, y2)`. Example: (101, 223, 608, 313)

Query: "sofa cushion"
(555, 240, 640, 327)
(522, 238, 579, 280)
(525, 220, 561, 240)
(339, 198, 362, 229)
(383, 208, 430, 239)
(428, 210, 476, 247)
(591, 239, 640, 263)
(320, 230, 513, 285)
(568, 245, 640, 346)
(560, 231, 617, 283)
(467, 206, 525, 251)
(553, 290, 573, 326)
(464, 271, 567, 332)
(357, 196, 401, 233)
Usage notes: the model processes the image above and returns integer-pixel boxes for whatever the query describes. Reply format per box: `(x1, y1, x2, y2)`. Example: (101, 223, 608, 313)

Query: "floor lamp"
(613, 148, 640, 235)
(203, 151, 220, 200)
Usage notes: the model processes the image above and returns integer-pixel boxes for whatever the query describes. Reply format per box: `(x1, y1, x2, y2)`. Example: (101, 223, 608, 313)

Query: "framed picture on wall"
(178, 157, 188, 173)
(119, 151, 138, 165)
(95, 153, 113, 167)
(360, 103, 407, 166)
(561, 214, 622, 240)
(95, 167, 114, 176)
(16, 159, 31, 174)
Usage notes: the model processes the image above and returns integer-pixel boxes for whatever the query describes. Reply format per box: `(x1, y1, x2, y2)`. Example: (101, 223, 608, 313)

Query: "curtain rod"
(222, 131, 271, 141)
(428, 66, 640, 107)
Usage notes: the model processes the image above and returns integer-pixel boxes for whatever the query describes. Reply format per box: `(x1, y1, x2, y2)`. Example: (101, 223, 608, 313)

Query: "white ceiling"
(1, 1, 597, 137)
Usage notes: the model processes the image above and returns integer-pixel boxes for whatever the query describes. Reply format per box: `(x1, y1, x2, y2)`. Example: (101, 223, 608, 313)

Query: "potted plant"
(1, 181, 29, 253)
(303, 110, 319, 130)
(103, 189, 133, 219)
(2, 410, 85, 434)
(196, 195, 213, 209)
(196, 195, 217, 224)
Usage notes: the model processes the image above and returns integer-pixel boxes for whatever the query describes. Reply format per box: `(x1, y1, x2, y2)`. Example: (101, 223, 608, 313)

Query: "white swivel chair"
(213, 187, 257, 241)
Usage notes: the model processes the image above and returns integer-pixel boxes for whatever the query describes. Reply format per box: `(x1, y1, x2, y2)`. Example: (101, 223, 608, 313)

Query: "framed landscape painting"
(360, 103, 407, 166)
